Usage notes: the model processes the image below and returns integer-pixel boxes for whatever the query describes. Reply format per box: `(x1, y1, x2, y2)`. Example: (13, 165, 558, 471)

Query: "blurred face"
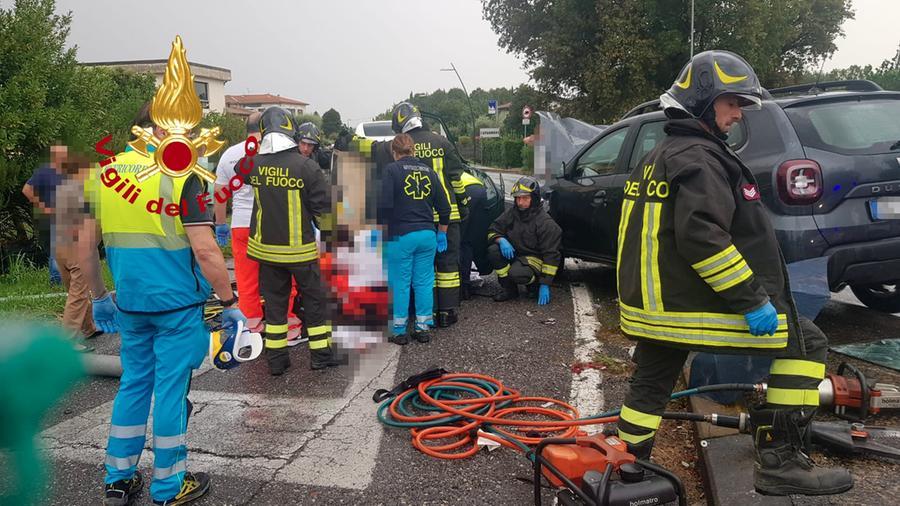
(299, 141, 315, 157)
(49, 145, 68, 167)
(713, 95, 743, 133)
(515, 194, 532, 210)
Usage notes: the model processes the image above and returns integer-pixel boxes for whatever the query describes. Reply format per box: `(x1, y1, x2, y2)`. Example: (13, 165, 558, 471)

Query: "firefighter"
(457, 170, 487, 300)
(244, 107, 340, 375)
(296, 122, 333, 171)
(376, 103, 467, 327)
(81, 102, 243, 505)
(486, 176, 561, 305)
(615, 50, 852, 495)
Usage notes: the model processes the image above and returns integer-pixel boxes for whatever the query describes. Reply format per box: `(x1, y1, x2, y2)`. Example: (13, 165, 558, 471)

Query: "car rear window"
(363, 122, 394, 137)
(784, 97, 900, 155)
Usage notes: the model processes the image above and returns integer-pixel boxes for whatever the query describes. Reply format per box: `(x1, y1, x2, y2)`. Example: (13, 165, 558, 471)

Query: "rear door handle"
(592, 190, 608, 206)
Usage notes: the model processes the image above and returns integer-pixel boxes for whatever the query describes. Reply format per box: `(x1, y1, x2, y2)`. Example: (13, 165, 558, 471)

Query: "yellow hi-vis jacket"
(616, 119, 802, 355)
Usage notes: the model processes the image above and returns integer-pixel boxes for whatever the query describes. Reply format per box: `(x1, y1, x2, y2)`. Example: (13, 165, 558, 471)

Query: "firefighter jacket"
(487, 205, 562, 285)
(616, 119, 801, 354)
(373, 128, 467, 223)
(243, 149, 329, 265)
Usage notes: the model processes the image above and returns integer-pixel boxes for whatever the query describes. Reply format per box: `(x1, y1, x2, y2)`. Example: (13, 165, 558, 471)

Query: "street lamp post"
(440, 62, 478, 162)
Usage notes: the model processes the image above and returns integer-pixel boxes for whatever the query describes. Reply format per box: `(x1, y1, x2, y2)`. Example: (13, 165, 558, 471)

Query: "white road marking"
(39, 344, 400, 490)
(567, 261, 605, 432)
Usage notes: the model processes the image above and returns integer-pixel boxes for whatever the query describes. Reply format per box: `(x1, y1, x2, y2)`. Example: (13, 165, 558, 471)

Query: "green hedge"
(521, 144, 534, 174)
(482, 137, 525, 168)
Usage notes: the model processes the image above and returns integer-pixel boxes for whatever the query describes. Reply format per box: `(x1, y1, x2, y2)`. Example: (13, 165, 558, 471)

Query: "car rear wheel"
(850, 282, 900, 313)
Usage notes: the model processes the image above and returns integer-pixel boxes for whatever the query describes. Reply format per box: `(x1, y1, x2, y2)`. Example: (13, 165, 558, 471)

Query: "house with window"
(225, 94, 309, 117)
(81, 60, 232, 113)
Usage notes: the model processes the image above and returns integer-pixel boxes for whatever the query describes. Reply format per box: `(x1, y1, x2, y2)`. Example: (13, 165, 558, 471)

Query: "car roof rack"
(621, 99, 662, 120)
(768, 79, 883, 97)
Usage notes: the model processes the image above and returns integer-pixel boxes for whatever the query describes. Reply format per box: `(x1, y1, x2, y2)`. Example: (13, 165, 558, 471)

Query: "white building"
(225, 94, 309, 117)
(81, 60, 232, 113)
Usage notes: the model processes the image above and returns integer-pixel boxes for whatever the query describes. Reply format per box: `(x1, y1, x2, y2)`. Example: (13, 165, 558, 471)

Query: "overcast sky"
(41, 0, 900, 125)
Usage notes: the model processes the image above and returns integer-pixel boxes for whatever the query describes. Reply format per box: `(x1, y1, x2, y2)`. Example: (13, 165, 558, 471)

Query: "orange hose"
(384, 372, 618, 460)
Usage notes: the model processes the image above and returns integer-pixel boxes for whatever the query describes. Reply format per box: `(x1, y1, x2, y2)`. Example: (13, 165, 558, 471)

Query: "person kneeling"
(486, 176, 561, 305)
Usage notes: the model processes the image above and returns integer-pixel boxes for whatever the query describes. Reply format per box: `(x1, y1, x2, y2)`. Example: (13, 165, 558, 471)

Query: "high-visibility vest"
(91, 149, 210, 312)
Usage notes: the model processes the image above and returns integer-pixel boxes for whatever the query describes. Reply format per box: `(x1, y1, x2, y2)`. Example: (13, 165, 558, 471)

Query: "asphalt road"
(4, 274, 589, 506)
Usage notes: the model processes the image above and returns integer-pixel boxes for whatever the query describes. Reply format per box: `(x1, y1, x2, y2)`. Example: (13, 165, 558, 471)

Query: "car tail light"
(776, 159, 823, 205)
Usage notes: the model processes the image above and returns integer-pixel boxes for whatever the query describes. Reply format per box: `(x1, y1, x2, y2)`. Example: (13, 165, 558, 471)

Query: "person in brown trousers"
(54, 154, 100, 350)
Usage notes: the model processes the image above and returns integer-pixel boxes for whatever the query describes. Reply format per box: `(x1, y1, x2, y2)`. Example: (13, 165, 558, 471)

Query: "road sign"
(480, 127, 501, 138)
(522, 105, 533, 119)
(522, 118, 531, 126)
(488, 100, 497, 115)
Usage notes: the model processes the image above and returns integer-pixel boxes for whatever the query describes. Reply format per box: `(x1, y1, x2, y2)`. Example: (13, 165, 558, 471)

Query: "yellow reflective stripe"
(640, 202, 664, 311)
(308, 337, 331, 350)
(436, 271, 460, 279)
(307, 325, 331, 337)
(246, 244, 319, 264)
(496, 264, 510, 277)
(616, 199, 636, 297)
(620, 405, 662, 430)
(487, 232, 500, 241)
(692, 244, 738, 272)
(704, 258, 750, 284)
(766, 387, 820, 406)
(697, 251, 743, 280)
(436, 279, 461, 288)
(541, 264, 558, 276)
(266, 323, 289, 333)
(254, 187, 263, 242)
(246, 240, 317, 253)
(617, 429, 656, 445)
(619, 302, 787, 331)
(620, 316, 788, 348)
(525, 256, 543, 271)
(769, 359, 825, 379)
(266, 338, 288, 349)
(711, 267, 753, 292)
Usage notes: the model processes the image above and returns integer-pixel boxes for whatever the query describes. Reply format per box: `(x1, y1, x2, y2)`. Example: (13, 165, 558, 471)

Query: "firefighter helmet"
(510, 176, 541, 209)
(660, 50, 763, 120)
(209, 320, 263, 371)
(296, 122, 321, 145)
(259, 106, 297, 139)
(391, 102, 422, 134)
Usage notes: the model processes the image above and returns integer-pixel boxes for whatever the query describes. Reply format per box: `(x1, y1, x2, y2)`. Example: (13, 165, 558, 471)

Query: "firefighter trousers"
(617, 316, 827, 448)
(258, 262, 332, 354)
(459, 185, 488, 289)
(486, 244, 537, 285)
(434, 222, 460, 312)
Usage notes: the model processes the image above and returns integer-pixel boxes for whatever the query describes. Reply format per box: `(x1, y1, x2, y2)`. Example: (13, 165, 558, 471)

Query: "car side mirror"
(554, 161, 566, 179)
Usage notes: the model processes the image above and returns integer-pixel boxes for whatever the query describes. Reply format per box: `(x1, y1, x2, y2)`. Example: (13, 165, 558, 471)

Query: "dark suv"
(547, 80, 900, 312)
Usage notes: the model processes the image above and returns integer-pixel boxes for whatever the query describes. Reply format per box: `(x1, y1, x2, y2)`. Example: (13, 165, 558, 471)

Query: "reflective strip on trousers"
(620, 405, 662, 430)
(154, 434, 186, 450)
(266, 338, 288, 349)
(617, 429, 656, 445)
(153, 459, 186, 480)
(105, 454, 140, 470)
(266, 323, 289, 334)
(307, 324, 331, 337)
(109, 424, 147, 439)
(308, 337, 331, 350)
(769, 359, 825, 379)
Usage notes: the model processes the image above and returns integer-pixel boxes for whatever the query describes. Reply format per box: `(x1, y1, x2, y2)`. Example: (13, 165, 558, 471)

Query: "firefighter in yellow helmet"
(615, 50, 852, 496)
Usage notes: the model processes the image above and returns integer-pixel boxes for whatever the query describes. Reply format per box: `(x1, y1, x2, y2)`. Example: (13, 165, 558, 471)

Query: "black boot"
(624, 437, 655, 460)
(436, 309, 458, 328)
(266, 347, 290, 376)
(493, 277, 519, 302)
(749, 407, 853, 496)
(412, 329, 432, 343)
(310, 347, 344, 370)
(460, 284, 471, 301)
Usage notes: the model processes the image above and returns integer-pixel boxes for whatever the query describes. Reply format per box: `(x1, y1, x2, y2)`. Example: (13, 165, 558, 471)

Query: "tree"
(482, 0, 854, 123)
(0, 0, 156, 247)
(295, 112, 322, 128)
(199, 112, 247, 159)
(321, 108, 342, 136)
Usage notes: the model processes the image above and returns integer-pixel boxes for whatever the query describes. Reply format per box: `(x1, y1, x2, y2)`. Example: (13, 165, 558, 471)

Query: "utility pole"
(441, 62, 478, 160)
(690, 0, 695, 58)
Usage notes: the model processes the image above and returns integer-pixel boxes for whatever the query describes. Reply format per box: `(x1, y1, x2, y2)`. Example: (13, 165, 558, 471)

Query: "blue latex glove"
(221, 307, 248, 332)
(538, 284, 551, 306)
(215, 224, 230, 247)
(498, 237, 515, 260)
(91, 293, 119, 334)
(744, 302, 779, 336)
(436, 231, 448, 253)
